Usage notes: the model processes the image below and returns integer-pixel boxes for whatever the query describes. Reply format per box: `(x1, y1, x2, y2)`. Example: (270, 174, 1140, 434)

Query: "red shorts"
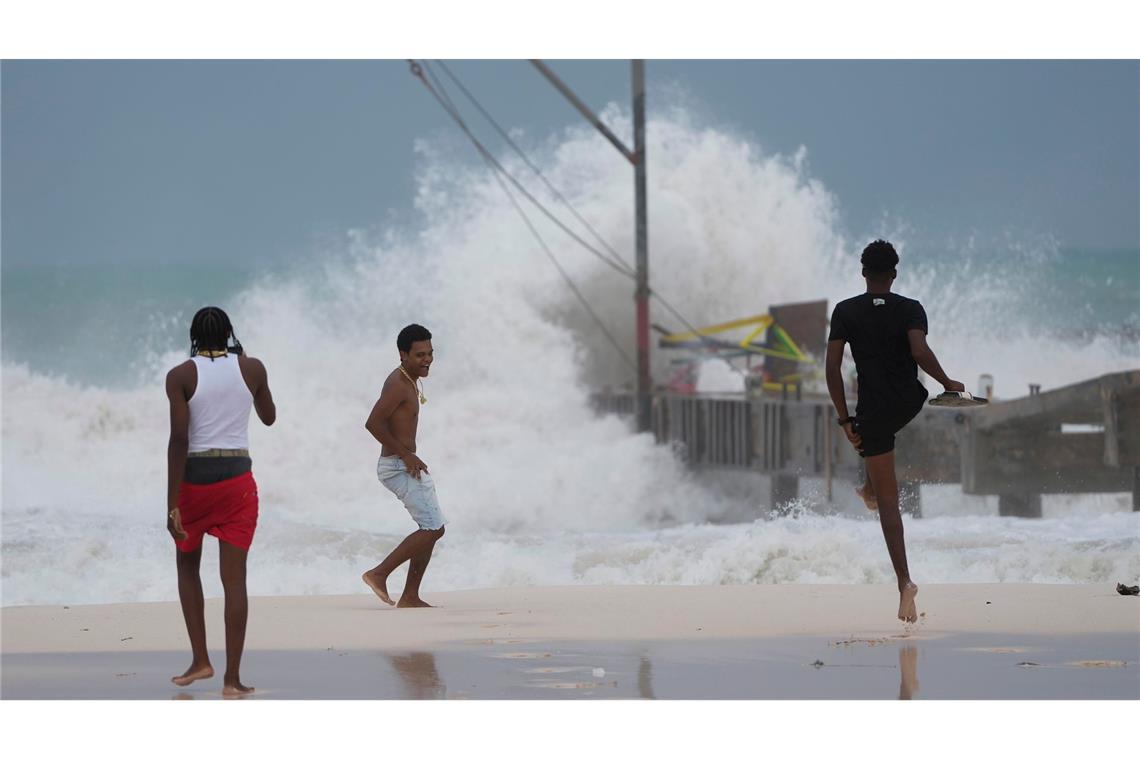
(174, 471, 259, 552)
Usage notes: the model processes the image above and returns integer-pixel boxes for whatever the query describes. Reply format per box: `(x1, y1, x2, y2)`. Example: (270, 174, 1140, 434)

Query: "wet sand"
(3, 584, 1138, 699)
(4, 633, 1138, 699)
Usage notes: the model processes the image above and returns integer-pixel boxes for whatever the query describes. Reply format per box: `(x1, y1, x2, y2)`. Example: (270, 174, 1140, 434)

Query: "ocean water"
(3, 108, 1139, 606)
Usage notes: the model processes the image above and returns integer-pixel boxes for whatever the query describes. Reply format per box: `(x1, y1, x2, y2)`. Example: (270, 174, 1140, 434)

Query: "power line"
(487, 154, 638, 372)
(413, 60, 637, 372)
(409, 61, 636, 281)
(433, 60, 635, 277)
(409, 60, 723, 360)
(420, 60, 461, 121)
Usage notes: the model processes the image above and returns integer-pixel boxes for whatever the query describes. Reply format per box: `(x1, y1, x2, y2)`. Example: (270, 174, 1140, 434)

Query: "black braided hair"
(189, 306, 241, 359)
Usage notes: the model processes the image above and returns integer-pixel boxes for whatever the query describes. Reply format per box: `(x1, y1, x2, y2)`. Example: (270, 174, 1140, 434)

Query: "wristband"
(837, 416, 855, 426)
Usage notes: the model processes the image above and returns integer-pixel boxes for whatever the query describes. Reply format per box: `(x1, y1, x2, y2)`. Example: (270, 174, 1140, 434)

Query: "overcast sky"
(2, 59, 1137, 270)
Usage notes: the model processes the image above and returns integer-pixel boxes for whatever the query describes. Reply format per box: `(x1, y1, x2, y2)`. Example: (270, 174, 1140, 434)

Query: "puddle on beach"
(3, 633, 1137, 699)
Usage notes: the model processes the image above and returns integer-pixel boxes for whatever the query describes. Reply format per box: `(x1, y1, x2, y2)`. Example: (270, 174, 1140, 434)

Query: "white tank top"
(187, 354, 253, 452)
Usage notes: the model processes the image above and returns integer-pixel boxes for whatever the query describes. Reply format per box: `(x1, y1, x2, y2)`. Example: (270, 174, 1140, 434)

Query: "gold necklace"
(398, 366, 427, 405)
(198, 349, 227, 358)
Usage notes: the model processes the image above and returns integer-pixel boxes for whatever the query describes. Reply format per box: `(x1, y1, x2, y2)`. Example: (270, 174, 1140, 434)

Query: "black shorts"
(854, 405, 923, 459)
(184, 456, 252, 485)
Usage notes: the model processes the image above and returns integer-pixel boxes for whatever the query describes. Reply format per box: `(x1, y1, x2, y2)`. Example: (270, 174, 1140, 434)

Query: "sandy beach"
(3, 583, 1137, 699)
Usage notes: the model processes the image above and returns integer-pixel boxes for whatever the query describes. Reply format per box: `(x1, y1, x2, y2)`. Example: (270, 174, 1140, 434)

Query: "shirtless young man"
(166, 306, 276, 696)
(361, 323, 446, 608)
(825, 240, 964, 623)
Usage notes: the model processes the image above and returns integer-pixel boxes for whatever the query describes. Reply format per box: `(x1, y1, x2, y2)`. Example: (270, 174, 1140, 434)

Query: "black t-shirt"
(828, 292, 929, 423)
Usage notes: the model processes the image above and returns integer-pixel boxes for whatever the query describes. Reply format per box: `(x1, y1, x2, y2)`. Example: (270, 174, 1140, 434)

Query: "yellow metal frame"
(659, 313, 809, 363)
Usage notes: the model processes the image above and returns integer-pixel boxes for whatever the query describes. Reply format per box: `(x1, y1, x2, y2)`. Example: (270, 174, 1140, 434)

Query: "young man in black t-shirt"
(825, 240, 964, 623)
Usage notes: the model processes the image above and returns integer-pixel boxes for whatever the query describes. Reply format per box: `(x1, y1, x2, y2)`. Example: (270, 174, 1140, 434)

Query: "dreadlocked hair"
(189, 306, 238, 359)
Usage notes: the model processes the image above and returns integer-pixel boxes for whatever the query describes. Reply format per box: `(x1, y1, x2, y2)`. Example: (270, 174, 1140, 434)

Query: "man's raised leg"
(172, 546, 214, 686)
(219, 542, 254, 696)
(398, 526, 445, 608)
(864, 451, 919, 622)
(363, 527, 444, 607)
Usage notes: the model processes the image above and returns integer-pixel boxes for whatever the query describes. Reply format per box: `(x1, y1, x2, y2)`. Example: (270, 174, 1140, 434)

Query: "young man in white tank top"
(165, 307, 276, 696)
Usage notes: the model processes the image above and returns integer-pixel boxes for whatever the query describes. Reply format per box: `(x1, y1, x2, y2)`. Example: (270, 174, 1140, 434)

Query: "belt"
(187, 448, 250, 458)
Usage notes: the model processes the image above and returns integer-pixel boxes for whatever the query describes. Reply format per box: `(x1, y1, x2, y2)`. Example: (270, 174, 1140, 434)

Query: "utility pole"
(631, 60, 650, 433)
(530, 59, 652, 432)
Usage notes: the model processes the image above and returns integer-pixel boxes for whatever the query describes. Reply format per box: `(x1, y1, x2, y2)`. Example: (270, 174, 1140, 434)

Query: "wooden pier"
(592, 369, 1140, 517)
(960, 369, 1140, 516)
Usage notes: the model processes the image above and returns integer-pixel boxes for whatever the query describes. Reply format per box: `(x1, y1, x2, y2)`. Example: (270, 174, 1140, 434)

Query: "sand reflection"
(638, 655, 656, 699)
(387, 651, 446, 699)
(898, 645, 919, 700)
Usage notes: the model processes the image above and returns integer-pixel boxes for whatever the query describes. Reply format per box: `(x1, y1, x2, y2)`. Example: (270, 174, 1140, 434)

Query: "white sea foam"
(2, 503, 1137, 606)
(3, 108, 1138, 606)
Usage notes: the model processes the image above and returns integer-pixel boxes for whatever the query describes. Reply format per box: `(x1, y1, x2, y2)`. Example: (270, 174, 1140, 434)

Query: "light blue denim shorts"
(376, 455, 447, 531)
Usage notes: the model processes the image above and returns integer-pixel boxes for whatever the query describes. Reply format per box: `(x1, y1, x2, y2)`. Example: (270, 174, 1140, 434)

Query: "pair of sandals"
(928, 391, 988, 408)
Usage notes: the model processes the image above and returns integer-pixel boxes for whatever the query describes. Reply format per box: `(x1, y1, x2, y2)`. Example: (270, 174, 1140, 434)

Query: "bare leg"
(398, 531, 443, 608)
(172, 546, 214, 686)
(364, 526, 445, 607)
(864, 451, 919, 623)
(219, 542, 254, 696)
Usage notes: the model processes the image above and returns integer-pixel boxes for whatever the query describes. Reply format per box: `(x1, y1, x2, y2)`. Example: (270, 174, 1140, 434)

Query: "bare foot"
(855, 484, 878, 511)
(396, 596, 434, 608)
(222, 680, 255, 698)
(362, 571, 395, 606)
(898, 582, 919, 623)
(171, 662, 214, 687)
